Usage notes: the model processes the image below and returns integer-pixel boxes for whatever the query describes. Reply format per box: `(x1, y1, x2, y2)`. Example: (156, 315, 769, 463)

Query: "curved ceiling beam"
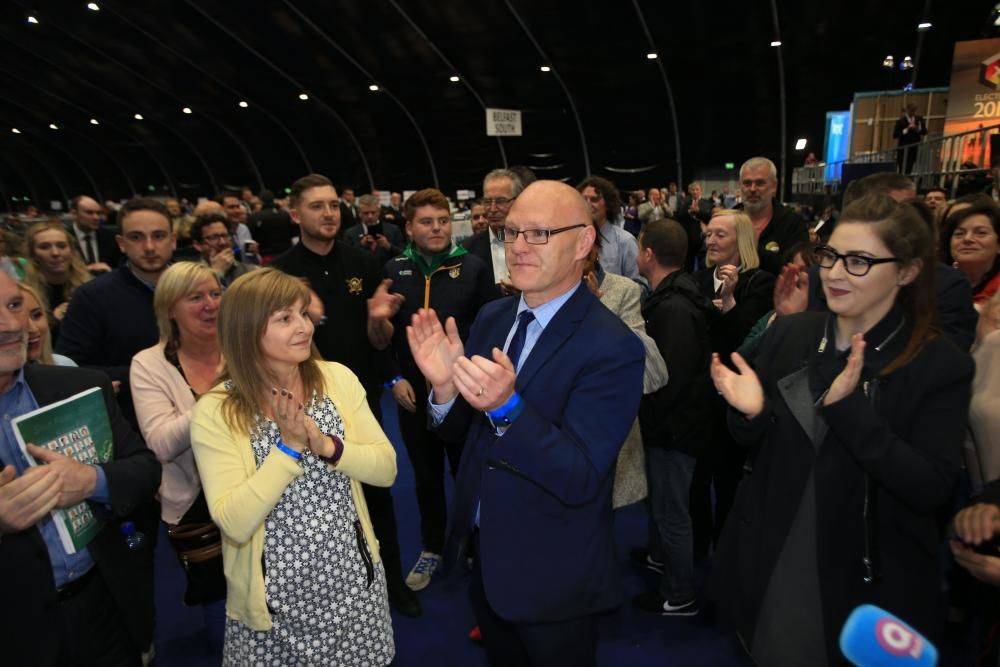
(0, 69, 138, 197)
(769, 0, 788, 199)
(504, 0, 591, 175)
(183, 0, 375, 190)
(386, 0, 508, 169)
(0, 137, 62, 207)
(631, 0, 683, 187)
(284, 0, 439, 188)
(0, 51, 179, 197)
(100, 1, 313, 177)
(0, 112, 103, 202)
(14, 140, 71, 205)
(31, 23, 231, 194)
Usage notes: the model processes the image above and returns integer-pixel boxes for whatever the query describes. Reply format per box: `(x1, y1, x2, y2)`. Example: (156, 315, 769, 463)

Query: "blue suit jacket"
(438, 284, 644, 623)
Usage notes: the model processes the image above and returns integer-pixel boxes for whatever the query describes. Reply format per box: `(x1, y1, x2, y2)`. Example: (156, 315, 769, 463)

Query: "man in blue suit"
(408, 180, 645, 666)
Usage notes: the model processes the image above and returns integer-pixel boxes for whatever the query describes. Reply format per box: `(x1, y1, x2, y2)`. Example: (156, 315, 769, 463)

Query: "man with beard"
(736, 157, 808, 275)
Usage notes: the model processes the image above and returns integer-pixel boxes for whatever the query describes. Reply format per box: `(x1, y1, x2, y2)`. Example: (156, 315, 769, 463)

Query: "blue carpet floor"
(152, 391, 753, 666)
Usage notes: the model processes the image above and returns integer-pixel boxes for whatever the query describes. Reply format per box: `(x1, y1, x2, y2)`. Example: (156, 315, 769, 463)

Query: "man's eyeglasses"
(582, 194, 603, 204)
(202, 232, 232, 243)
(483, 197, 515, 208)
(498, 224, 586, 245)
(814, 245, 900, 277)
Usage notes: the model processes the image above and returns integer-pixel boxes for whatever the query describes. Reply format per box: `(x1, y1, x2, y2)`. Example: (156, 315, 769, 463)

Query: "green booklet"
(12, 386, 114, 555)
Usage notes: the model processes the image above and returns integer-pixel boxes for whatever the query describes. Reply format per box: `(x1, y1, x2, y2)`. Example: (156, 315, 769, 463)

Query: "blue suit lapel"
(515, 285, 593, 390)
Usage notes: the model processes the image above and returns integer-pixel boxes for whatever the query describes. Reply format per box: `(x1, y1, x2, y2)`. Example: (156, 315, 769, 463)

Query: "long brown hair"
(21, 220, 92, 313)
(838, 194, 939, 374)
(212, 268, 326, 434)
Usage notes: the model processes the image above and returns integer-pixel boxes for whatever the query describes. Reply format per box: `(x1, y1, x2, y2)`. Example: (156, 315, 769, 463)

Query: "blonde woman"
(191, 268, 396, 665)
(19, 282, 76, 366)
(130, 262, 226, 606)
(691, 209, 776, 557)
(21, 220, 92, 336)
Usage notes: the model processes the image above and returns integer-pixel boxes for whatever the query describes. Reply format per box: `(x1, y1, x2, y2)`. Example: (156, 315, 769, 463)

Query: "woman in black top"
(690, 210, 775, 556)
(710, 194, 974, 664)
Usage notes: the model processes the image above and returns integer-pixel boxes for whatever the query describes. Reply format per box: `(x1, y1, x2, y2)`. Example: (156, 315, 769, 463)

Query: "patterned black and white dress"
(223, 392, 395, 666)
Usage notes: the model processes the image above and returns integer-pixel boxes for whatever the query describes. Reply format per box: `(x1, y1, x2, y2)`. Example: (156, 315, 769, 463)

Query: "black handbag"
(167, 522, 226, 606)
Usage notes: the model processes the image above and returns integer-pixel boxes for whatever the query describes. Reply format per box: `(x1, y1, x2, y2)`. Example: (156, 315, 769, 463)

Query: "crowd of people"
(0, 155, 999, 666)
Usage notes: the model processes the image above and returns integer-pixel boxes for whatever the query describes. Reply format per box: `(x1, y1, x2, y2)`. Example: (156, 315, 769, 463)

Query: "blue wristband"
(384, 376, 404, 389)
(486, 392, 521, 419)
(275, 439, 302, 461)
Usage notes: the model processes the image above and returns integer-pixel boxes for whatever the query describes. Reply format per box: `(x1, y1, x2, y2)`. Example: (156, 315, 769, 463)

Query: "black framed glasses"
(498, 224, 587, 245)
(814, 245, 900, 277)
(482, 196, 516, 208)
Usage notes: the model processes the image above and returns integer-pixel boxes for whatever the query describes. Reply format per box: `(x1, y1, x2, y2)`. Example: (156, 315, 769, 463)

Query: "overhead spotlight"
(770, 40, 782, 47)
(882, 55, 895, 68)
(917, 21, 932, 30)
(134, 113, 144, 120)
(795, 138, 807, 150)
(900, 56, 914, 70)
(298, 93, 309, 101)
(646, 52, 658, 60)
(238, 100, 249, 108)
(540, 65, 551, 72)
(89, 118, 99, 125)
(27, 15, 39, 24)
(11, 128, 21, 134)
(48, 123, 58, 130)
(449, 75, 460, 82)
(368, 84, 379, 91)
(182, 107, 192, 114)
(87, 2, 100, 11)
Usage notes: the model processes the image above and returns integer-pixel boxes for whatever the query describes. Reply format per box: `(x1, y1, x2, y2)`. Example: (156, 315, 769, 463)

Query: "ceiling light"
(134, 113, 144, 120)
(11, 128, 21, 134)
(540, 66, 551, 72)
(368, 84, 379, 92)
(48, 123, 58, 130)
(795, 138, 807, 150)
(238, 100, 249, 108)
(87, 2, 100, 11)
(27, 15, 39, 24)
(298, 93, 308, 101)
(449, 75, 460, 82)
(182, 107, 192, 114)
(900, 56, 914, 70)
(882, 55, 895, 68)
(646, 53, 658, 60)
(89, 118, 99, 125)
(917, 21, 931, 30)
(770, 40, 782, 47)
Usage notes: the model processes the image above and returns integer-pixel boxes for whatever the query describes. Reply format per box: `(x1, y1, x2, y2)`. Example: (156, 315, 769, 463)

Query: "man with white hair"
(737, 157, 808, 275)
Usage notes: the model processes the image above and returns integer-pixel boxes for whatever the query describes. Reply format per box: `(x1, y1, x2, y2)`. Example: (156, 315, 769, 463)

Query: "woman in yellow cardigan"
(191, 268, 397, 665)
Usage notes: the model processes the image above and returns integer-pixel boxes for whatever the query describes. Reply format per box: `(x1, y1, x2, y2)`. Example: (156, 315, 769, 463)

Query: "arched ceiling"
(0, 0, 991, 209)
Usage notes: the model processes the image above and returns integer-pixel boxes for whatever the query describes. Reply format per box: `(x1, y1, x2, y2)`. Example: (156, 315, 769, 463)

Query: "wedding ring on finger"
(476, 386, 486, 397)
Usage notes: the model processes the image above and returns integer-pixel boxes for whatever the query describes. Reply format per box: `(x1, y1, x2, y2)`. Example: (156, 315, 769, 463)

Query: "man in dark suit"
(339, 186, 360, 230)
(673, 182, 714, 271)
(0, 270, 161, 666)
(409, 180, 645, 666)
(342, 193, 406, 267)
(893, 102, 928, 174)
(463, 168, 523, 297)
(68, 195, 123, 274)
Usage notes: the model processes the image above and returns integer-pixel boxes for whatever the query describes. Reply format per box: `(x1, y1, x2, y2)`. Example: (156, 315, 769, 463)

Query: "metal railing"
(792, 121, 1000, 197)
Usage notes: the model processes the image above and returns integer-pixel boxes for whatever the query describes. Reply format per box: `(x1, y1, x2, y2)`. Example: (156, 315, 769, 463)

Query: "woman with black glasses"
(709, 193, 974, 664)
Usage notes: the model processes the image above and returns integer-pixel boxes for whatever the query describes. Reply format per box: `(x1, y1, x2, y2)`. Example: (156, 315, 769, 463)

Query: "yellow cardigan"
(190, 361, 397, 631)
